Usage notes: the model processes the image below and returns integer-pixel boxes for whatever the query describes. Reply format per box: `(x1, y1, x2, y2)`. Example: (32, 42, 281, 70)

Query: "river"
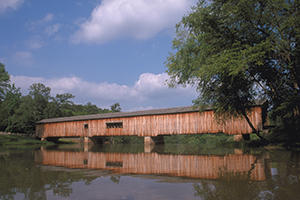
(0, 144, 300, 200)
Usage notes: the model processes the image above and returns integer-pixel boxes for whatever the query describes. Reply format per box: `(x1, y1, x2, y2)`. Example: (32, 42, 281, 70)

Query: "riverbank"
(1, 133, 297, 150)
(0, 135, 53, 148)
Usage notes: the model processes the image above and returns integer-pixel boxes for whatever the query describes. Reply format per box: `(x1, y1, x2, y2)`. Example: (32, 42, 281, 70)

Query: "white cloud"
(11, 72, 197, 110)
(72, 0, 194, 43)
(13, 51, 34, 65)
(28, 40, 43, 49)
(27, 13, 54, 32)
(45, 23, 61, 36)
(11, 75, 43, 89)
(0, 0, 24, 13)
(42, 13, 54, 22)
(25, 13, 60, 49)
(27, 36, 44, 49)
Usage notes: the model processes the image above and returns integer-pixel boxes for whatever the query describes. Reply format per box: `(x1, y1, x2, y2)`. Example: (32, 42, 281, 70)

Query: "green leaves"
(0, 64, 121, 134)
(166, 0, 300, 140)
(0, 63, 10, 101)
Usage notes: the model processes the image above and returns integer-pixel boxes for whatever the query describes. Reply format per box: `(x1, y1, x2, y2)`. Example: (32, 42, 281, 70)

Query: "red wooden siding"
(36, 106, 262, 138)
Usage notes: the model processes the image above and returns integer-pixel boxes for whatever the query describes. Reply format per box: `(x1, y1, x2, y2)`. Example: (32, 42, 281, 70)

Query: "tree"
(0, 63, 10, 101)
(0, 66, 115, 134)
(110, 103, 121, 112)
(44, 93, 75, 118)
(6, 95, 36, 133)
(0, 63, 12, 130)
(29, 83, 51, 121)
(166, 0, 300, 142)
(0, 84, 21, 131)
(83, 102, 102, 114)
(6, 83, 52, 134)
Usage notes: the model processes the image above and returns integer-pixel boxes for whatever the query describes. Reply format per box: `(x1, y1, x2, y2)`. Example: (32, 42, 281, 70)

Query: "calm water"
(1, 144, 300, 200)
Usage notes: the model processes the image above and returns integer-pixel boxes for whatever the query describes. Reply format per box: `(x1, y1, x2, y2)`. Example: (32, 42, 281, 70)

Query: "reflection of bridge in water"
(35, 150, 268, 181)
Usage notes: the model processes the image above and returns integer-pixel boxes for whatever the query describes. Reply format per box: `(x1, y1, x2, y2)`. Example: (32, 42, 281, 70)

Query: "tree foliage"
(166, 0, 300, 142)
(0, 63, 121, 134)
(110, 102, 121, 112)
(0, 63, 10, 101)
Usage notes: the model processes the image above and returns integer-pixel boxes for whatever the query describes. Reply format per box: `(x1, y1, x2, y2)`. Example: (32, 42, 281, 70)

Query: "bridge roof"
(37, 106, 204, 124)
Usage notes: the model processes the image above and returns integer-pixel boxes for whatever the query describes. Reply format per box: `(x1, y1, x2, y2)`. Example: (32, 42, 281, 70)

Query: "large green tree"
(110, 102, 121, 112)
(0, 63, 16, 131)
(29, 83, 52, 121)
(0, 63, 10, 101)
(0, 84, 21, 131)
(166, 0, 300, 142)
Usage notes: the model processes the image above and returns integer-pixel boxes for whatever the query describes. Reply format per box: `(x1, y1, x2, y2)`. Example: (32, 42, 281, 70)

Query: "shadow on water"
(1, 145, 300, 200)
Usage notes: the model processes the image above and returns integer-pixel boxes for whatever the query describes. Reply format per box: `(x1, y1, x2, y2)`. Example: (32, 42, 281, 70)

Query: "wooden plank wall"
(36, 150, 266, 181)
(36, 106, 262, 138)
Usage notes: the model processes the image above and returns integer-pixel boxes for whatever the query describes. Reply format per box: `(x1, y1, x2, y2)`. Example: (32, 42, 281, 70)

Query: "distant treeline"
(0, 63, 121, 134)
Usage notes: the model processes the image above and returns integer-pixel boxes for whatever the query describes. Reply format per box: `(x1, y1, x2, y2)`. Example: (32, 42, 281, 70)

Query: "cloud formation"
(27, 13, 55, 32)
(0, 0, 24, 13)
(11, 73, 197, 110)
(45, 23, 61, 36)
(26, 36, 44, 49)
(42, 13, 54, 22)
(72, 0, 194, 43)
(21, 13, 61, 58)
(13, 51, 34, 66)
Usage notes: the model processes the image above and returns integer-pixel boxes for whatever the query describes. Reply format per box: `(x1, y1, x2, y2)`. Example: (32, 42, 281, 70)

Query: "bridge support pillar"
(144, 143, 154, 153)
(83, 137, 92, 152)
(234, 135, 243, 142)
(144, 135, 164, 146)
(84, 136, 92, 143)
(144, 136, 164, 153)
(234, 134, 251, 141)
(144, 136, 155, 146)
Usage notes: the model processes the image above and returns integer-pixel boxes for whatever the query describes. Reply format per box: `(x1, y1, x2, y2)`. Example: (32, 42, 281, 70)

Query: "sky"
(0, 0, 198, 111)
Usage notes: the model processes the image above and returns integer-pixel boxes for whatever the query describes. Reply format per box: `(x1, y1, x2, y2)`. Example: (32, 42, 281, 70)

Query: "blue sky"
(0, 0, 197, 111)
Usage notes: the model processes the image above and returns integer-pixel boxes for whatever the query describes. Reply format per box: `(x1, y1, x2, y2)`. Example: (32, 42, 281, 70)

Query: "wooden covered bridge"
(36, 106, 263, 145)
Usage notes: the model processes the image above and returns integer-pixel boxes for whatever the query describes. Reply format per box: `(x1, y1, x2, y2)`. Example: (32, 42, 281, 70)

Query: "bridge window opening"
(106, 161, 123, 168)
(106, 122, 123, 128)
(84, 123, 88, 129)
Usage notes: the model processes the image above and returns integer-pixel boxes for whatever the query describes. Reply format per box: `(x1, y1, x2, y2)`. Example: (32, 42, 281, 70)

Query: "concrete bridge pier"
(83, 137, 93, 152)
(144, 135, 164, 153)
(84, 136, 92, 143)
(144, 135, 164, 145)
(234, 134, 251, 141)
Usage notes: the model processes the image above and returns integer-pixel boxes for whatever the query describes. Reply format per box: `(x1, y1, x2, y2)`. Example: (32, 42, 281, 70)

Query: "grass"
(163, 133, 236, 147)
(57, 138, 78, 144)
(0, 135, 54, 148)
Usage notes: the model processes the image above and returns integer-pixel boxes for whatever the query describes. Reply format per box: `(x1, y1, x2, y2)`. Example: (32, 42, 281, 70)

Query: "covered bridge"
(36, 106, 263, 144)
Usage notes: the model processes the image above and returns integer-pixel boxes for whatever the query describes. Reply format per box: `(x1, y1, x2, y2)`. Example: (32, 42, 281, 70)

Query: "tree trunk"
(241, 110, 268, 142)
(295, 1, 300, 91)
